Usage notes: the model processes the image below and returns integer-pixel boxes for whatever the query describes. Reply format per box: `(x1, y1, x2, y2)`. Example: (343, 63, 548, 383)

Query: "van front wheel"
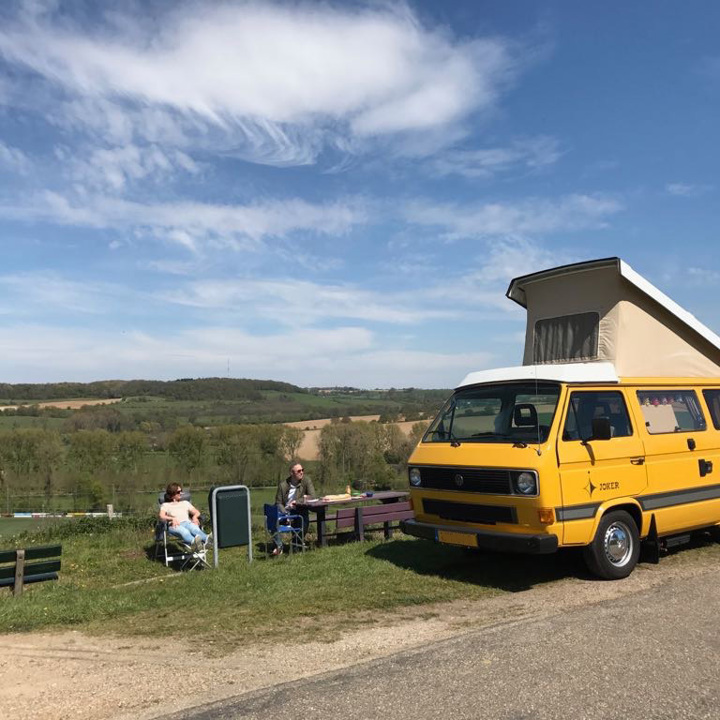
(583, 511, 639, 580)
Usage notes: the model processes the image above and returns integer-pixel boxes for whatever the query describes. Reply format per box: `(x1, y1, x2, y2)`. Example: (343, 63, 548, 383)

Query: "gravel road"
(1, 545, 718, 720)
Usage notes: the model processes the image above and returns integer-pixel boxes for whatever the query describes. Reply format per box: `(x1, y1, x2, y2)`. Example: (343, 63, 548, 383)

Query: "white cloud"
(468, 237, 568, 284)
(0, 192, 368, 253)
(0, 271, 135, 316)
(0, 322, 492, 388)
(0, 141, 31, 173)
(430, 136, 562, 179)
(403, 194, 622, 239)
(67, 143, 199, 192)
(665, 182, 711, 197)
(0, 272, 93, 314)
(159, 278, 454, 326)
(0, 2, 519, 166)
(687, 267, 720, 285)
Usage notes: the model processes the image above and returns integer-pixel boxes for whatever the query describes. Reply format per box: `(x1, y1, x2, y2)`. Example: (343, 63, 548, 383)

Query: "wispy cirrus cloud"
(0, 271, 131, 316)
(158, 278, 455, 326)
(688, 267, 720, 285)
(429, 136, 562, 179)
(665, 182, 712, 197)
(58, 143, 199, 193)
(0, 192, 368, 253)
(0, 140, 30, 173)
(0, 2, 521, 168)
(403, 193, 623, 239)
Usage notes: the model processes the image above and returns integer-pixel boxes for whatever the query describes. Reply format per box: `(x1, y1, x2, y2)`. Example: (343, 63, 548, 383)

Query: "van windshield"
(423, 382, 561, 444)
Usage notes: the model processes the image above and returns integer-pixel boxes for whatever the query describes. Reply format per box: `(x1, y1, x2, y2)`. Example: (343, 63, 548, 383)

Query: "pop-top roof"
(506, 256, 720, 353)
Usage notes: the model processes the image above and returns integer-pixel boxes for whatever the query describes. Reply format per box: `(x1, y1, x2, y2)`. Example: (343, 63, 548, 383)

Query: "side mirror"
(589, 416, 612, 441)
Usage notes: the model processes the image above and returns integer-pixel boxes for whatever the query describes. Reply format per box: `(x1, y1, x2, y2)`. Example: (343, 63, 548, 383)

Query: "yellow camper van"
(401, 258, 720, 579)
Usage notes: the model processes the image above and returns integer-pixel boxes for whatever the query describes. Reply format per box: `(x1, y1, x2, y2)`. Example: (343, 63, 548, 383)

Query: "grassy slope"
(0, 514, 588, 648)
(2, 517, 719, 649)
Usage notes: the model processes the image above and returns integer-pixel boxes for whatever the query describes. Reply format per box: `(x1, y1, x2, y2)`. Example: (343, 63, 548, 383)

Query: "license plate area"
(437, 530, 477, 547)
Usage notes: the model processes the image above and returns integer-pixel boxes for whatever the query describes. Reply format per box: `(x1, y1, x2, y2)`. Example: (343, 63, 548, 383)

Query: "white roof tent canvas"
(505, 257, 720, 378)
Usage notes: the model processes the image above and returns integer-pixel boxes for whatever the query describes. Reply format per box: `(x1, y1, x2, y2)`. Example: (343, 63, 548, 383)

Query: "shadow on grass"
(369, 529, 720, 591)
(367, 538, 590, 592)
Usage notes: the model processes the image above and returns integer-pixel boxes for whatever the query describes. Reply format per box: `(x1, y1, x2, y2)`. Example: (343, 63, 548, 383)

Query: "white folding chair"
(154, 491, 210, 570)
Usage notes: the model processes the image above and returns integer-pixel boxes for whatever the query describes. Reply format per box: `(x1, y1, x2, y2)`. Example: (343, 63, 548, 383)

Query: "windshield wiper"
(428, 423, 461, 446)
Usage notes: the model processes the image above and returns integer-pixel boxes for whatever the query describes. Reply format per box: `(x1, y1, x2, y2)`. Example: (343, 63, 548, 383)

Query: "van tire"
(583, 510, 640, 580)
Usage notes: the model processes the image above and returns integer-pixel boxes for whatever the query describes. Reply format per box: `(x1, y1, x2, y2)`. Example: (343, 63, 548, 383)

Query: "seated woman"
(159, 482, 211, 550)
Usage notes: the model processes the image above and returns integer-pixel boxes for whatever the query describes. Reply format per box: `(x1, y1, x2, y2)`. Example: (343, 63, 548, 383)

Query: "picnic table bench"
(336, 500, 415, 542)
(0, 544, 62, 597)
(299, 491, 412, 547)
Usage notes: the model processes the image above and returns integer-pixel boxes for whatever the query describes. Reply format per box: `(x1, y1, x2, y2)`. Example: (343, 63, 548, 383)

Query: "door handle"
(699, 459, 713, 477)
(630, 457, 645, 465)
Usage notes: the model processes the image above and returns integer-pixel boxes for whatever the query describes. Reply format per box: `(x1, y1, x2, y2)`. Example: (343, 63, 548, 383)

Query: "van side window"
(702, 390, 720, 430)
(562, 391, 632, 441)
(636, 390, 706, 434)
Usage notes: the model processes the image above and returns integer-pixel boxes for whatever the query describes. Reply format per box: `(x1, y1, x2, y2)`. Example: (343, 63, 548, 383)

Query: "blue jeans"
(169, 521, 208, 546)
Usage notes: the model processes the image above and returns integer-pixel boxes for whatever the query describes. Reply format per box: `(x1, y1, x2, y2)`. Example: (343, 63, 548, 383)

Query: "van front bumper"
(400, 519, 558, 555)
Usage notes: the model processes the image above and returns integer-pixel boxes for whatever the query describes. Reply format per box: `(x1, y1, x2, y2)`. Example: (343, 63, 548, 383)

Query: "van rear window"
(636, 390, 706, 434)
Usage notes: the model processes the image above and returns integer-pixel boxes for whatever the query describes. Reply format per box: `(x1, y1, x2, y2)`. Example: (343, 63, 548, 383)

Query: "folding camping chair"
(263, 503, 305, 557)
(154, 491, 211, 570)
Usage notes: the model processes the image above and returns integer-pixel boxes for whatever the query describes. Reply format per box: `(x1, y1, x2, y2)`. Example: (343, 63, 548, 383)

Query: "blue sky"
(0, 1, 719, 388)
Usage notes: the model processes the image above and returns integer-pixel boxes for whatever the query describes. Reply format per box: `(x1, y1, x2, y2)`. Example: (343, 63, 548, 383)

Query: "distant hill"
(0, 377, 303, 403)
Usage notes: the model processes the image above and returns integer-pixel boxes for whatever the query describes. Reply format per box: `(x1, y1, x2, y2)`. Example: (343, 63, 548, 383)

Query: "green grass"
(0, 514, 590, 650)
(0, 517, 65, 542)
(7, 513, 717, 650)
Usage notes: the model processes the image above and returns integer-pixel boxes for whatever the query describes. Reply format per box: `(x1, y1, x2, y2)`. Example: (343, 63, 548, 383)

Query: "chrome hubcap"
(604, 522, 631, 566)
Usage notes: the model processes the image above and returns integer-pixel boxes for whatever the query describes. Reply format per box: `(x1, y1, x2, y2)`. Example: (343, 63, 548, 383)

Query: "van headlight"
(513, 471, 538, 495)
(409, 468, 422, 487)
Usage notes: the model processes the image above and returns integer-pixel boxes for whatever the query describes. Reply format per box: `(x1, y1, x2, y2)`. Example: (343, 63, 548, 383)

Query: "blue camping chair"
(263, 503, 305, 557)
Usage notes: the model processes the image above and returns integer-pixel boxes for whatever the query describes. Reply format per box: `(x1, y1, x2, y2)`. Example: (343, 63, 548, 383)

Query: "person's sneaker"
(271, 546, 283, 557)
(204, 532, 213, 548)
(192, 536, 204, 552)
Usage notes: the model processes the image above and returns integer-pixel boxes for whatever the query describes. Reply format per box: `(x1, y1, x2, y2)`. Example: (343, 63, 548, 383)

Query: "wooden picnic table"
(297, 490, 410, 547)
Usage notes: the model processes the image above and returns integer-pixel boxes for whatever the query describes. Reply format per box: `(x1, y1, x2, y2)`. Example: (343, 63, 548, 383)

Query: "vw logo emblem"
(454, 473, 464, 488)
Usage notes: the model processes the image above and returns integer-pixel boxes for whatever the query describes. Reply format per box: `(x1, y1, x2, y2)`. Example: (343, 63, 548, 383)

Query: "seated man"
(159, 482, 211, 551)
(273, 462, 315, 555)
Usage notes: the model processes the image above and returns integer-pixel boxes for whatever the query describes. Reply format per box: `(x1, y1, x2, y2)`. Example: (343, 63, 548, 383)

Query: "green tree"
(114, 431, 148, 474)
(318, 421, 389, 490)
(66, 429, 114, 474)
(168, 425, 208, 474)
(279, 426, 304, 462)
(213, 426, 259, 484)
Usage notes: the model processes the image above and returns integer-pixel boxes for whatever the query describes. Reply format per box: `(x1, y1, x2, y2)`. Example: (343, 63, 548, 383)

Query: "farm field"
(0, 398, 121, 411)
(285, 415, 427, 460)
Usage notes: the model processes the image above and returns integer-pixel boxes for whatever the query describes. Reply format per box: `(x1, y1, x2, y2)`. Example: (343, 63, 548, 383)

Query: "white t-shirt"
(287, 484, 298, 505)
(160, 500, 193, 523)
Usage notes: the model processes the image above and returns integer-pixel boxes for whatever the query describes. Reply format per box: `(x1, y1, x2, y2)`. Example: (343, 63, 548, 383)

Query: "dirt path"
(0, 399, 121, 411)
(1, 550, 716, 720)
